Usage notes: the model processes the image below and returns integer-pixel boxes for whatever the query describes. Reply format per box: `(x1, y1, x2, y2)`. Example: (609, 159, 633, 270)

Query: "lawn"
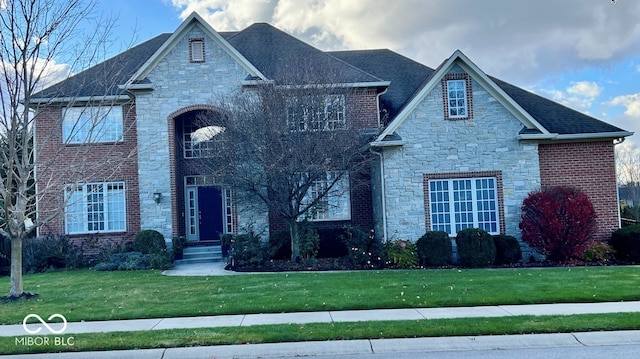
(1, 266, 640, 355)
(1, 266, 640, 324)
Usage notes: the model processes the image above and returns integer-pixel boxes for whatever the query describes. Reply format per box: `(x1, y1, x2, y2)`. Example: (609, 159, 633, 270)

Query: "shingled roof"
(33, 18, 629, 138)
(32, 33, 171, 100)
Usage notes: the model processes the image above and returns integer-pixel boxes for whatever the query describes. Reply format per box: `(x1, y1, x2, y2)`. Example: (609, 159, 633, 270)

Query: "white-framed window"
(62, 106, 123, 144)
(446, 79, 468, 118)
(183, 122, 225, 158)
(287, 94, 346, 132)
(189, 38, 205, 62)
(65, 182, 126, 234)
(428, 177, 499, 236)
(302, 171, 351, 221)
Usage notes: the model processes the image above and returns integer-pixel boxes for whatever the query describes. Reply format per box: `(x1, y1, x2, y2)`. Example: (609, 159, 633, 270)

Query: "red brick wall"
(35, 103, 140, 247)
(538, 141, 619, 241)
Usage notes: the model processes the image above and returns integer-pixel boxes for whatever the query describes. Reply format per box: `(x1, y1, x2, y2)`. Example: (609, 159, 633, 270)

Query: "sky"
(91, 0, 640, 146)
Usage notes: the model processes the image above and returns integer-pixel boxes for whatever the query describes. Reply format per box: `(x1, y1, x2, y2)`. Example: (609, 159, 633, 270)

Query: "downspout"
(371, 87, 389, 242)
(370, 147, 388, 242)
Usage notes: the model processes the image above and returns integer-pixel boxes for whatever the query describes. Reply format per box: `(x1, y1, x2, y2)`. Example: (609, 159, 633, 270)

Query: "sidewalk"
(2, 301, 640, 358)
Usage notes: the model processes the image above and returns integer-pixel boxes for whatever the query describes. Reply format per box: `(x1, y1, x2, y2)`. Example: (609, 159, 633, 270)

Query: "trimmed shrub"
(341, 227, 385, 269)
(519, 186, 597, 262)
(582, 241, 615, 264)
(610, 225, 640, 263)
(455, 228, 496, 268)
(493, 235, 522, 265)
(171, 236, 186, 261)
(134, 230, 167, 255)
(268, 231, 291, 260)
(94, 252, 150, 271)
(230, 232, 267, 267)
(416, 231, 452, 267)
(385, 240, 419, 269)
(298, 220, 320, 259)
(22, 234, 86, 273)
(317, 227, 348, 258)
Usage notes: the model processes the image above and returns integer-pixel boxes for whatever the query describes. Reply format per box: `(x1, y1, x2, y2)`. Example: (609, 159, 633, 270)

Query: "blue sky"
(93, 0, 640, 146)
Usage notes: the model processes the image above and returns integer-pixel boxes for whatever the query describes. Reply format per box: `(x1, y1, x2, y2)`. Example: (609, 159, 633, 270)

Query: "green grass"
(1, 266, 640, 325)
(3, 313, 640, 355)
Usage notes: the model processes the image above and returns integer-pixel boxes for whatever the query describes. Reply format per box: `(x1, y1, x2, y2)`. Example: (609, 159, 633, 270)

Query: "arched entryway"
(168, 105, 236, 243)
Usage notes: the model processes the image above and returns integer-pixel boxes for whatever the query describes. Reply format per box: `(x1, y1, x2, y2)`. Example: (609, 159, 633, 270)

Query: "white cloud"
(608, 94, 640, 118)
(567, 81, 602, 98)
(539, 81, 603, 113)
(169, 0, 640, 86)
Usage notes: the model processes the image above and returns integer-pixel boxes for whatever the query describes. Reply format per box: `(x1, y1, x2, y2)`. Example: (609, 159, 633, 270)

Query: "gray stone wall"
(381, 66, 540, 242)
(135, 24, 268, 240)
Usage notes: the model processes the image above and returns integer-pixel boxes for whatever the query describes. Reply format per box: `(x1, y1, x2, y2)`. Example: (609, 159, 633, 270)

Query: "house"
(31, 13, 632, 253)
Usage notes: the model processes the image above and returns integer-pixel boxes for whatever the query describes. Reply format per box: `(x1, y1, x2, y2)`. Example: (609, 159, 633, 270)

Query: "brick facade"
(35, 103, 141, 247)
(538, 141, 620, 241)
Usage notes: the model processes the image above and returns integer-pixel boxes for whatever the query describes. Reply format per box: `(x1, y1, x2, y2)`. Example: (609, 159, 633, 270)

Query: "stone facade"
(379, 67, 541, 241)
(134, 24, 255, 240)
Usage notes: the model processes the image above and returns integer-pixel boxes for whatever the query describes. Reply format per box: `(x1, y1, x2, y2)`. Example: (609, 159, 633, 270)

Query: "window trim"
(189, 38, 205, 63)
(64, 181, 127, 234)
(62, 106, 124, 144)
(423, 171, 504, 236)
(442, 73, 473, 121)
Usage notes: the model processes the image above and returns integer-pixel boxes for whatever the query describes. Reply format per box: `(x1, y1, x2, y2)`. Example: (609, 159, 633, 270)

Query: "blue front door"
(198, 186, 224, 241)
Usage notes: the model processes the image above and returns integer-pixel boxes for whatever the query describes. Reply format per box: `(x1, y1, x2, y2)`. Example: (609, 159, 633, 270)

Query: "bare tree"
(194, 59, 375, 260)
(0, 0, 119, 298)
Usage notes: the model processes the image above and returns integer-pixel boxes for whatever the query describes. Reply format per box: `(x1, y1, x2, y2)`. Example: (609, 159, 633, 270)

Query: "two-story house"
(31, 13, 631, 253)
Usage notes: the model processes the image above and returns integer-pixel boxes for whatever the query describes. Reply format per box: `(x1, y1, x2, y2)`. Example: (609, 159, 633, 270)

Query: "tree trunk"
(289, 219, 301, 262)
(9, 238, 23, 297)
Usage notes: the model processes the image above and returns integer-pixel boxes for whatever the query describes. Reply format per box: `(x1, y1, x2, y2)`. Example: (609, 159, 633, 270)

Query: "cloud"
(608, 93, 640, 118)
(539, 81, 603, 113)
(169, 0, 640, 86)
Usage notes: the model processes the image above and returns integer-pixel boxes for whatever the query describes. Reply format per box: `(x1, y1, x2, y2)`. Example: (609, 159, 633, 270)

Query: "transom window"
(62, 106, 123, 144)
(65, 182, 126, 234)
(287, 94, 346, 132)
(428, 177, 499, 236)
(302, 171, 351, 221)
(446, 80, 468, 118)
(183, 122, 225, 158)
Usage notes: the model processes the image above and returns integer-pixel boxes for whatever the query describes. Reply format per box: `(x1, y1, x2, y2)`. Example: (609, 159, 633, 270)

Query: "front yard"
(1, 266, 640, 355)
(1, 266, 640, 324)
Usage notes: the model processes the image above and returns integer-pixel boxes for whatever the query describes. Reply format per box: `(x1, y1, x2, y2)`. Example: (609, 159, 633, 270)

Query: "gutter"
(29, 94, 131, 105)
(517, 131, 634, 141)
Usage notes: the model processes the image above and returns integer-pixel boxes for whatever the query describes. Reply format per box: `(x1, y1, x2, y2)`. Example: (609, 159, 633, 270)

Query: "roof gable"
(375, 50, 551, 143)
(124, 12, 266, 88)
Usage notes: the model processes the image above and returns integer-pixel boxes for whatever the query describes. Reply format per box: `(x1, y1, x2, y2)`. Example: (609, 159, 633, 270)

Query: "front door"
(185, 186, 224, 241)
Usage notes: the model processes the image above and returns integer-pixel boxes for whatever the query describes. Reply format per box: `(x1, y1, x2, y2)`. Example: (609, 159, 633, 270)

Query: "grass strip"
(2, 313, 640, 355)
(1, 266, 640, 324)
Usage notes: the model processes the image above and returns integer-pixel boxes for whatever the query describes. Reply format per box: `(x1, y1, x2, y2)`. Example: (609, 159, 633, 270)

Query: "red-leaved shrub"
(519, 186, 597, 262)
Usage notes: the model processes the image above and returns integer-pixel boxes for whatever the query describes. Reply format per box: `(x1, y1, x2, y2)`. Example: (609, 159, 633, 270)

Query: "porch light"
(153, 192, 162, 204)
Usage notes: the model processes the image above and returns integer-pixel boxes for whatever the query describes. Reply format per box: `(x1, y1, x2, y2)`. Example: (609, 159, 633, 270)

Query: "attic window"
(442, 73, 473, 120)
(189, 38, 205, 63)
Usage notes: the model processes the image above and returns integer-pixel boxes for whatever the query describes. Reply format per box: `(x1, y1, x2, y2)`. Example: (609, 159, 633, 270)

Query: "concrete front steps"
(174, 244, 224, 265)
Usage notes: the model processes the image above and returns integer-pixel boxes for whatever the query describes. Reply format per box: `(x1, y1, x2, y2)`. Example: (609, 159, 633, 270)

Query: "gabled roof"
(226, 23, 383, 85)
(31, 33, 171, 102)
(123, 12, 266, 89)
(330, 49, 434, 121)
(31, 14, 632, 141)
(372, 50, 632, 145)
